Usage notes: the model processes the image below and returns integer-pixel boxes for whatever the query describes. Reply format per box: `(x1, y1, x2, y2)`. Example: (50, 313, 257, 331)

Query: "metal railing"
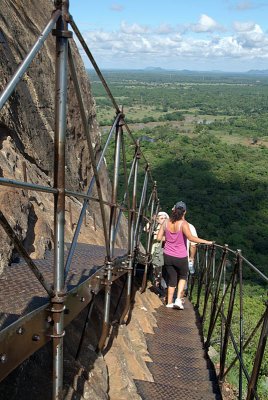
(1, 2, 267, 400)
(0, 1, 159, 398)
(189, 244, 268, 400)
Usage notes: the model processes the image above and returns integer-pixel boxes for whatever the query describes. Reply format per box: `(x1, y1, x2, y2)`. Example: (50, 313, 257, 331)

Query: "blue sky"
(69, 0, 268, 71)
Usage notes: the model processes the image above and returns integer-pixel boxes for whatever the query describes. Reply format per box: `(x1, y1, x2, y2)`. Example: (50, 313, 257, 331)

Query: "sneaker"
(174, 298, 184, 310)
(166, 303, 174, 308)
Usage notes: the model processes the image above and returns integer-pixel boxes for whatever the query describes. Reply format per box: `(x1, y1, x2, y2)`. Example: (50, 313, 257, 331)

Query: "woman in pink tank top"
(157, 201, 212, 309)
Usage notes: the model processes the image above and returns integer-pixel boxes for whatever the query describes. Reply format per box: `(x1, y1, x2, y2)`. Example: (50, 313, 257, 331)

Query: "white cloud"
(77, 18, 268, 71)
(233, 21, 257, 32)
(190, 14, 223, 33)
(154, 24, 174, 35)
(120, 20, 149, 34)
(235, 23, 266, 49)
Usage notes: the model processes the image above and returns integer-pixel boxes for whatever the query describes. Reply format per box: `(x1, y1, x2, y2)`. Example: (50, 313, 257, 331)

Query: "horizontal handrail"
(0, 177, 57, 194)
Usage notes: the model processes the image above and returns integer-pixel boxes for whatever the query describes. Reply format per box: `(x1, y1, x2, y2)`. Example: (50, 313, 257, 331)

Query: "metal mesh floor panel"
(135, 381, 222, 400)
(135, 297, 222, 399)
(147, 361, 217, 382)
(0, 243, 125, 330)
(147, 341, 206, 359)
(146, 333, 204, 347)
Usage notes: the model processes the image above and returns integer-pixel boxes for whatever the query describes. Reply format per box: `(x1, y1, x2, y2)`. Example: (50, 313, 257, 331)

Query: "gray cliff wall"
(0, 0, 127, 273)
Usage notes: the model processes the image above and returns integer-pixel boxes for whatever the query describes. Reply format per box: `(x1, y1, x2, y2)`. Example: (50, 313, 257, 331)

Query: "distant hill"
(143, 68, 268, 75)
(87, 67, 268, 77)
(144, 66, 167, 72)
(246, 69, 268, 75)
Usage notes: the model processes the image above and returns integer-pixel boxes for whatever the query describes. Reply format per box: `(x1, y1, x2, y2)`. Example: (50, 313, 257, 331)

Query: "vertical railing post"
(219, 252, 239, 381)
(238, 250, 243, 400)
(196, 245, 208, 309)
(51, 2, 71, 399)
(115, 124, 133, 326)
(109, 121, 122, 256)
(136, 166, 149, 293)
(206, 245, 228, 347)
(146, 182, 158, 257)
(202, 244, 216, 322)
(134, 166, 148, 249)
(98, 117, 122, 350)
(246, 301, 268, 400)
(130, 142, 140, 273)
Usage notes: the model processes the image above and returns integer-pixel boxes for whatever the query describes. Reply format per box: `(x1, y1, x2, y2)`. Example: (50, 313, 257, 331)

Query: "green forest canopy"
(89, 70, 268, 272)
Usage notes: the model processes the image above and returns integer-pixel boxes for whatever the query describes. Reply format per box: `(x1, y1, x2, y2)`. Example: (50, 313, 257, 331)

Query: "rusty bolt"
(0, 354, 7, 363)
(32, 334, 40, 342)
(16, 327, 24, 335)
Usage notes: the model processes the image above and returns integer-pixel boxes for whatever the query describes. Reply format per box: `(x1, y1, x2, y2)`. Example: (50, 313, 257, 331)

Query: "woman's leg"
(177, 279, 186, 299)
(174, 257, 188, 301)
(163, 254, 177, 305)
(167, 286, 176, 304)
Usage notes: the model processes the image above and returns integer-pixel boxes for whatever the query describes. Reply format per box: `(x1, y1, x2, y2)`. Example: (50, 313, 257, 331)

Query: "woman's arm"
(182, 221, 213, 245)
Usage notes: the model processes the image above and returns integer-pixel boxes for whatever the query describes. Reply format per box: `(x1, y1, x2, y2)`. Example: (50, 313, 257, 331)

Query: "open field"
(90, 70, 268, 148)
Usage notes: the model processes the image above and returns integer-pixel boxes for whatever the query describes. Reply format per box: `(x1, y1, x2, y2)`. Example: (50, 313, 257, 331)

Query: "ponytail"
(170, 207, 185, 223)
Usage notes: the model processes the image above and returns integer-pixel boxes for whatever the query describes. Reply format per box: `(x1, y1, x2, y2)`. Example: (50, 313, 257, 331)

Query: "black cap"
(174, 201, 186, 211)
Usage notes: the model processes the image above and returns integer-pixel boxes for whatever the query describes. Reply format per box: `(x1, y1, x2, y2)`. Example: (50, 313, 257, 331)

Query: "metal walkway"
(135, 299, 222, 400)
(0, 243, 126, 329)
(0, 243, 126, 382)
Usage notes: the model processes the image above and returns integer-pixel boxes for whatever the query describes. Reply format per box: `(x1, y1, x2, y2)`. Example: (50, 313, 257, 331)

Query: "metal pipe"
(65, 47, 121, 277)
(219, 257, 239, 381)
(137, 168, 149, 293)
(0, 210, 54, 296)
(97, 262, 113, 351)
(202, 244, 216, 322)
(75, 294, 95, 360)
(131, 145, 140, 255)
(97, 121, 122, 348)
(240, 255, 268, 284)
(65, 190, 130, 213)
(109, 123, 122, 257)
(206, 245, 228, 347)
(0, 177, 57, 194)
(224, 312, 265, 377)
(113, 134, 134, 324)
(223, 319, 251, 383)
(196, 246, 208, 309)
(117, 148, 140, 324)
(112, 149, 137, 250)
(52, 10, 69, 399)
(69, 17, 120, 113)
(69, 17, 154, 186)
(246, 306, 268, 399)
(238, 250, 243, 400)
(146, 182, 157, 256)
(0, 10, 61, 110)
(134, 167, 148, 248)
(119, 258, 133, 325)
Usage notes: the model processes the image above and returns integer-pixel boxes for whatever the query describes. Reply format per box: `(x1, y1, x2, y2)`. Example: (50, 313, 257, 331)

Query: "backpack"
(151, 243, 164, 268)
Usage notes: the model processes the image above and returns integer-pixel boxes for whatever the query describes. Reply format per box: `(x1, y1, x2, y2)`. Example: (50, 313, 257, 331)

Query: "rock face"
(0, 0, 127, 274)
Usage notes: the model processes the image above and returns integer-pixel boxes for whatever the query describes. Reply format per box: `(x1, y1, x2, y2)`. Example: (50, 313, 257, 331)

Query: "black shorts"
(164, 254, 188, 286)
